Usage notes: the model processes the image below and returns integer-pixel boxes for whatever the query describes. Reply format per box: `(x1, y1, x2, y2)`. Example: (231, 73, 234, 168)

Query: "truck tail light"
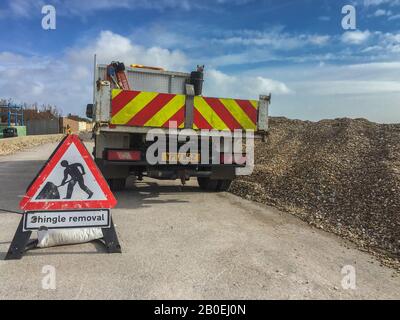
(107, 150, 141, 161)
(220, 153, 247, 165)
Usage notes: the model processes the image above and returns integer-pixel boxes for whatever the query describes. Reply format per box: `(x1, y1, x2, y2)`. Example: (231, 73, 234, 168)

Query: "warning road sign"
(19, 135, 117, 211)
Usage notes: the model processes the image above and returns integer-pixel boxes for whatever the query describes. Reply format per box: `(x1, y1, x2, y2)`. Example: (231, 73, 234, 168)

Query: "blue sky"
(0, 0, 399, 123)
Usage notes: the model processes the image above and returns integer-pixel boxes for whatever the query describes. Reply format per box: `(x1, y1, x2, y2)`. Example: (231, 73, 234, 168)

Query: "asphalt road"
(0, 142, 399, 299)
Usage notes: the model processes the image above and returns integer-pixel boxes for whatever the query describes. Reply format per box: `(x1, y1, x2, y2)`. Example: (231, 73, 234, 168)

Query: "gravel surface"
(0, 134, 64, 155)
(230, 117, 400, 270)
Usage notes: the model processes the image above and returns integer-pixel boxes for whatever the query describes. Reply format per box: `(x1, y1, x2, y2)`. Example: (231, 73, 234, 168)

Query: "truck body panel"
(96, 64, 189, 96)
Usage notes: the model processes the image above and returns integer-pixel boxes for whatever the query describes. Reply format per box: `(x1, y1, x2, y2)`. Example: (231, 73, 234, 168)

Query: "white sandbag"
(37, 228, 103, 248)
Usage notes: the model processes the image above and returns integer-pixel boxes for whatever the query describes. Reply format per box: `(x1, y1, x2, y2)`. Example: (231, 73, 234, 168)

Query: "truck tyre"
(107, 178, 126, 191)
(197, 177, 219, 191)
(197, 177, 232, 192)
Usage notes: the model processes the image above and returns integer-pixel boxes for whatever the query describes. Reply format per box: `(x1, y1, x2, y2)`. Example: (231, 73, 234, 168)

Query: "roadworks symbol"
(33, 143, 104, 201)
(37, 160, 94, 200)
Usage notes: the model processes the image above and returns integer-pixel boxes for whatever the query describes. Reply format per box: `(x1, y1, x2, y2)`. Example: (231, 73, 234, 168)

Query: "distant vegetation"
(1, 99, 89, 122)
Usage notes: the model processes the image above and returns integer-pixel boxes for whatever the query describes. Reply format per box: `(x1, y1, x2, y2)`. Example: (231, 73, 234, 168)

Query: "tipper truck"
(86, 61, 270, 191)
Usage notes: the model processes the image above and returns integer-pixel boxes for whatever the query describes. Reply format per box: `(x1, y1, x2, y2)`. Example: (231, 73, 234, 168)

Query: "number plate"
(161, 152, 200, 164)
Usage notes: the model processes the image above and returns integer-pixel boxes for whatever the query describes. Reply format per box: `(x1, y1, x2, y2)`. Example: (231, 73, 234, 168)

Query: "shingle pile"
(230, 117, 400, 269)
(0, 134, 63, 155)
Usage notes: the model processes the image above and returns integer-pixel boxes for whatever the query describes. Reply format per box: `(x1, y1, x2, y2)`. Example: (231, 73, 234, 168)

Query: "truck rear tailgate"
(110, 89, 260, 131)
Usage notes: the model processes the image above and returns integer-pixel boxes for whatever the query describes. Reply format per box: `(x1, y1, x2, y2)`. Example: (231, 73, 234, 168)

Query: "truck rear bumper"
(96, 159, 238, 180)
(99, 125, 266, 139)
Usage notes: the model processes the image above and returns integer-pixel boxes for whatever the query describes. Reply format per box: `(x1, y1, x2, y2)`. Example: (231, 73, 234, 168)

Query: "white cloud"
(8, 0, 43, 17)
(0, 51, 27, 64)
(374, 9, 386, 16)
(362, 0, 400, 6)
(131, 22, 399, 66)
(373, 8, 392, 16)
(205, 69, 292, 99)
(31, 82, 44, 96)
(66, 30, 189, 71)
(375, 31, 400, 53)
(206, 49, 277, 67)
(0, 31, 190, 115)
(318, 16, 331, 21)
(2, 0, 196, 17)
(64, 0, 204, 13)
(296, 80, 400, 95)
(341, 30, 371, 45)
(308, 35, 331, 45)
(362, 45, 383, 52)
(281, 62, 400, 96)
(1, 0, 251, 18)
(211, 29, 331, 50)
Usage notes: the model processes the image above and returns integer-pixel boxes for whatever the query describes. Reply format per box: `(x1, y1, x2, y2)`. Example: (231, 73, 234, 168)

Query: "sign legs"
(101, 218, 122, 253)
(5, 216, 33, 260)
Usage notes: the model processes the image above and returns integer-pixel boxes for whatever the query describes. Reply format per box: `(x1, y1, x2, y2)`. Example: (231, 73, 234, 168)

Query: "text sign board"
(24, 209, 110, 230)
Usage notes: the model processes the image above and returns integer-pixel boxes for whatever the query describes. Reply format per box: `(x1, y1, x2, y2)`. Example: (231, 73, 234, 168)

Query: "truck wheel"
(197, 177, 232, 192)
(197, 177, 219, 191)
(216, 179, 232, 191)
(107, 178, 126, 191)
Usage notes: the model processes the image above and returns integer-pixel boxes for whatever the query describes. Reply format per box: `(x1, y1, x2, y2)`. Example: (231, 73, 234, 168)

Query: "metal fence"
(26, 118, 60, 135)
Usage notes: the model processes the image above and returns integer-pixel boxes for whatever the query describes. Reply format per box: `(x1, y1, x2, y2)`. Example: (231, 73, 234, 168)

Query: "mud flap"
(210, 166, 236, 180)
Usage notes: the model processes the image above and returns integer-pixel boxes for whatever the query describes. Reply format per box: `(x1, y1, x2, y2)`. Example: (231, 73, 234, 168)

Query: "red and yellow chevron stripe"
(193, 96, 258, 130)
(111, 89, 185, 128)
(111, 89, 258, 131)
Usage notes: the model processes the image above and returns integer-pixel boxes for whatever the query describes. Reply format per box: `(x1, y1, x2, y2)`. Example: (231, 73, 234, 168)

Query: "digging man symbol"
(60, 160, 94, 199)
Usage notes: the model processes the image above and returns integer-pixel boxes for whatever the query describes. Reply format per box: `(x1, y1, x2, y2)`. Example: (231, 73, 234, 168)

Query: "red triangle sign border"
(19, 134, 117, 211)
